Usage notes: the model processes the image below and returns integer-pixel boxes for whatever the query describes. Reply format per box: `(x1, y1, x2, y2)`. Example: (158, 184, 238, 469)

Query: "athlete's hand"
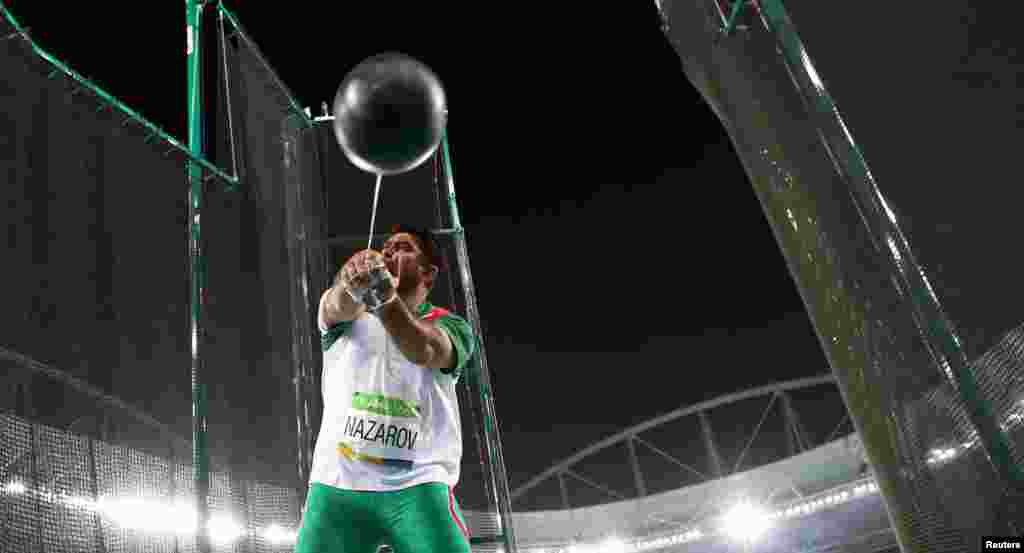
(339, 249, 379, 289)
(339, 249, 398, 304)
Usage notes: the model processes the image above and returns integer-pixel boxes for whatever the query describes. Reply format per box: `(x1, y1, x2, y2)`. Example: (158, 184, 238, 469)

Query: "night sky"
(0, 0, 848, 500)
(15, 0, 1020, 508)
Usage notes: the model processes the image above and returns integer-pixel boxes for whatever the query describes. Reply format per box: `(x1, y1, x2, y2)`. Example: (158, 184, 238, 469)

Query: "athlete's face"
(381, 233, 432, 290)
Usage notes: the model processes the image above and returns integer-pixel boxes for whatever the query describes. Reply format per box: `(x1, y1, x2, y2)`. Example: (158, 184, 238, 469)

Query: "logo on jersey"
(352, 392, 420, 417)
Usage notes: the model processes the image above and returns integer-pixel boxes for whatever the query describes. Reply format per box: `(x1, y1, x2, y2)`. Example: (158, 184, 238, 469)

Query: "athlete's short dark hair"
(389, 224, 443, 271)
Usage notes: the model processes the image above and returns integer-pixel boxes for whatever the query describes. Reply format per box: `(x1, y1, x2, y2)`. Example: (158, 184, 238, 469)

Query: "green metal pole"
(0, 2, 236, 186)
(755, 0, 1023, 492)
(722, 0, 748, 36)
(186, 2, 210, 553)
(215, 2, 311, 127)
(440, 134, 518, 553)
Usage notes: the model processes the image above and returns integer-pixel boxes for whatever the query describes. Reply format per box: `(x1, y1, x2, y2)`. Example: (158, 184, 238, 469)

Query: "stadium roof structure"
(475, 374, 871, 544)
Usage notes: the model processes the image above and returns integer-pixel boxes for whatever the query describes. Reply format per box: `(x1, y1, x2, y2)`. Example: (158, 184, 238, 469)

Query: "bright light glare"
(596, 536, 629, 553)
(96, 498, 196, 535)
(93, 496, 249, 543)
(263, 524, 297, 544)
(65, 495, 96, 509)
(4, 481, 27, 495)
(209, 515, 245, 544)
(568, 544, 588, 553)
(1, 484, 293, 544)
(721, 502, 772, 542)
(927, 447, 958, 465)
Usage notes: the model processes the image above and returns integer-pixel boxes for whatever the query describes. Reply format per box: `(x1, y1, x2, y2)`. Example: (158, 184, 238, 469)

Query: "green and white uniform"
(296, 296, 475, 553)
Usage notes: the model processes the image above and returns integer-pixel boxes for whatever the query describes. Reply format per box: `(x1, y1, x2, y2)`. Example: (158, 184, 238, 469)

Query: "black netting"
(244, 481, 302, 553)
(655, 0, 1024, 549)
(2, 3, 508, 550)
(1, 7, 305, 552)
(8, 0, 1024, 549)
(1, 413, 303, 553)
(92, 441, 178, 553)
(205, 24, 306, 491)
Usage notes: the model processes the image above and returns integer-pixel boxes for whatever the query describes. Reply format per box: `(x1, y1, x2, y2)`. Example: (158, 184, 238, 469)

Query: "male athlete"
(295, 225, 476, 553)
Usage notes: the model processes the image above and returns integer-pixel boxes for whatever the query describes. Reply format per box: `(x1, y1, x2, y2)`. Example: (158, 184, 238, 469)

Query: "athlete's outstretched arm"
(376, 299, 454, 370)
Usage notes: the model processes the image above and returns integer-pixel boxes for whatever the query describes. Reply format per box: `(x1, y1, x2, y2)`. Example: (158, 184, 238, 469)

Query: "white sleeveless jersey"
(310, 296, 474, 492)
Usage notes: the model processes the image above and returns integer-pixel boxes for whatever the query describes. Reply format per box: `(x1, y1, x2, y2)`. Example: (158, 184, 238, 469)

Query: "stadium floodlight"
(17, 488, 291, 545)
(4, 481, 27, 495)
(721, 501, 773, 543)
(596, 535, 629, 553)
(96, 498, 196, 535)
(95, 496, 248, 543)
(262, 524, 297, 544)
(208, 514, 245, 544)
(926, 447, 958, 465)
(64, 495, 97, 510)
(567, 543, 587, 553)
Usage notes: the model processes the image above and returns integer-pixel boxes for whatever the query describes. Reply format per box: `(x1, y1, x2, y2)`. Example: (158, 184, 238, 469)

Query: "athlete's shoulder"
(421, 304, 472, 330)
(420, 303, 476, 377)
(321, 319, 356, 351)
(421, 304, 452, 322)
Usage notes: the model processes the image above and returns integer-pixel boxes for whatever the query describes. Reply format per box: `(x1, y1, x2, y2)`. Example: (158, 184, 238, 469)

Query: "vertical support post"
(169, 440, 180, 553)
(29, 423, 43, 553)
(758, 0, 1023, 491)
(99, 412, 109, 443)
(558, 472, 571, 511)
(440, 134, 517, 553)
(20, 376, 34, 420)
(238, 478, 254, 553)
(281, 113, 313, 490)
(87, 438, 108, 553)
(292, 373, 309, 487)
(626, 437, 647, 498)
(780, 392, 800, 456)
(699, 411, 724, 478)
(185, 2, 210, 553)
(0, 419, 6, 548)
(781, 392, 810, 453)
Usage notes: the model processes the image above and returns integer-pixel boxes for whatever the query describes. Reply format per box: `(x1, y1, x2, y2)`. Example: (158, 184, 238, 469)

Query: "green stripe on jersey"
(319, 303, 477, 382)
(321, 321, 353, 351)
(352, 392, 420, 418)
(434, 313, 475, 381)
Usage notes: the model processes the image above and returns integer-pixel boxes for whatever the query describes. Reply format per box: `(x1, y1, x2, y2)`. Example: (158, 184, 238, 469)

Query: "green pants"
(295, 483, 471, 553)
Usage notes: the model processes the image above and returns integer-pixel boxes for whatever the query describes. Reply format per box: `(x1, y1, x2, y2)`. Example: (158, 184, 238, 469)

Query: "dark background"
(5, 0, 1020, 509)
